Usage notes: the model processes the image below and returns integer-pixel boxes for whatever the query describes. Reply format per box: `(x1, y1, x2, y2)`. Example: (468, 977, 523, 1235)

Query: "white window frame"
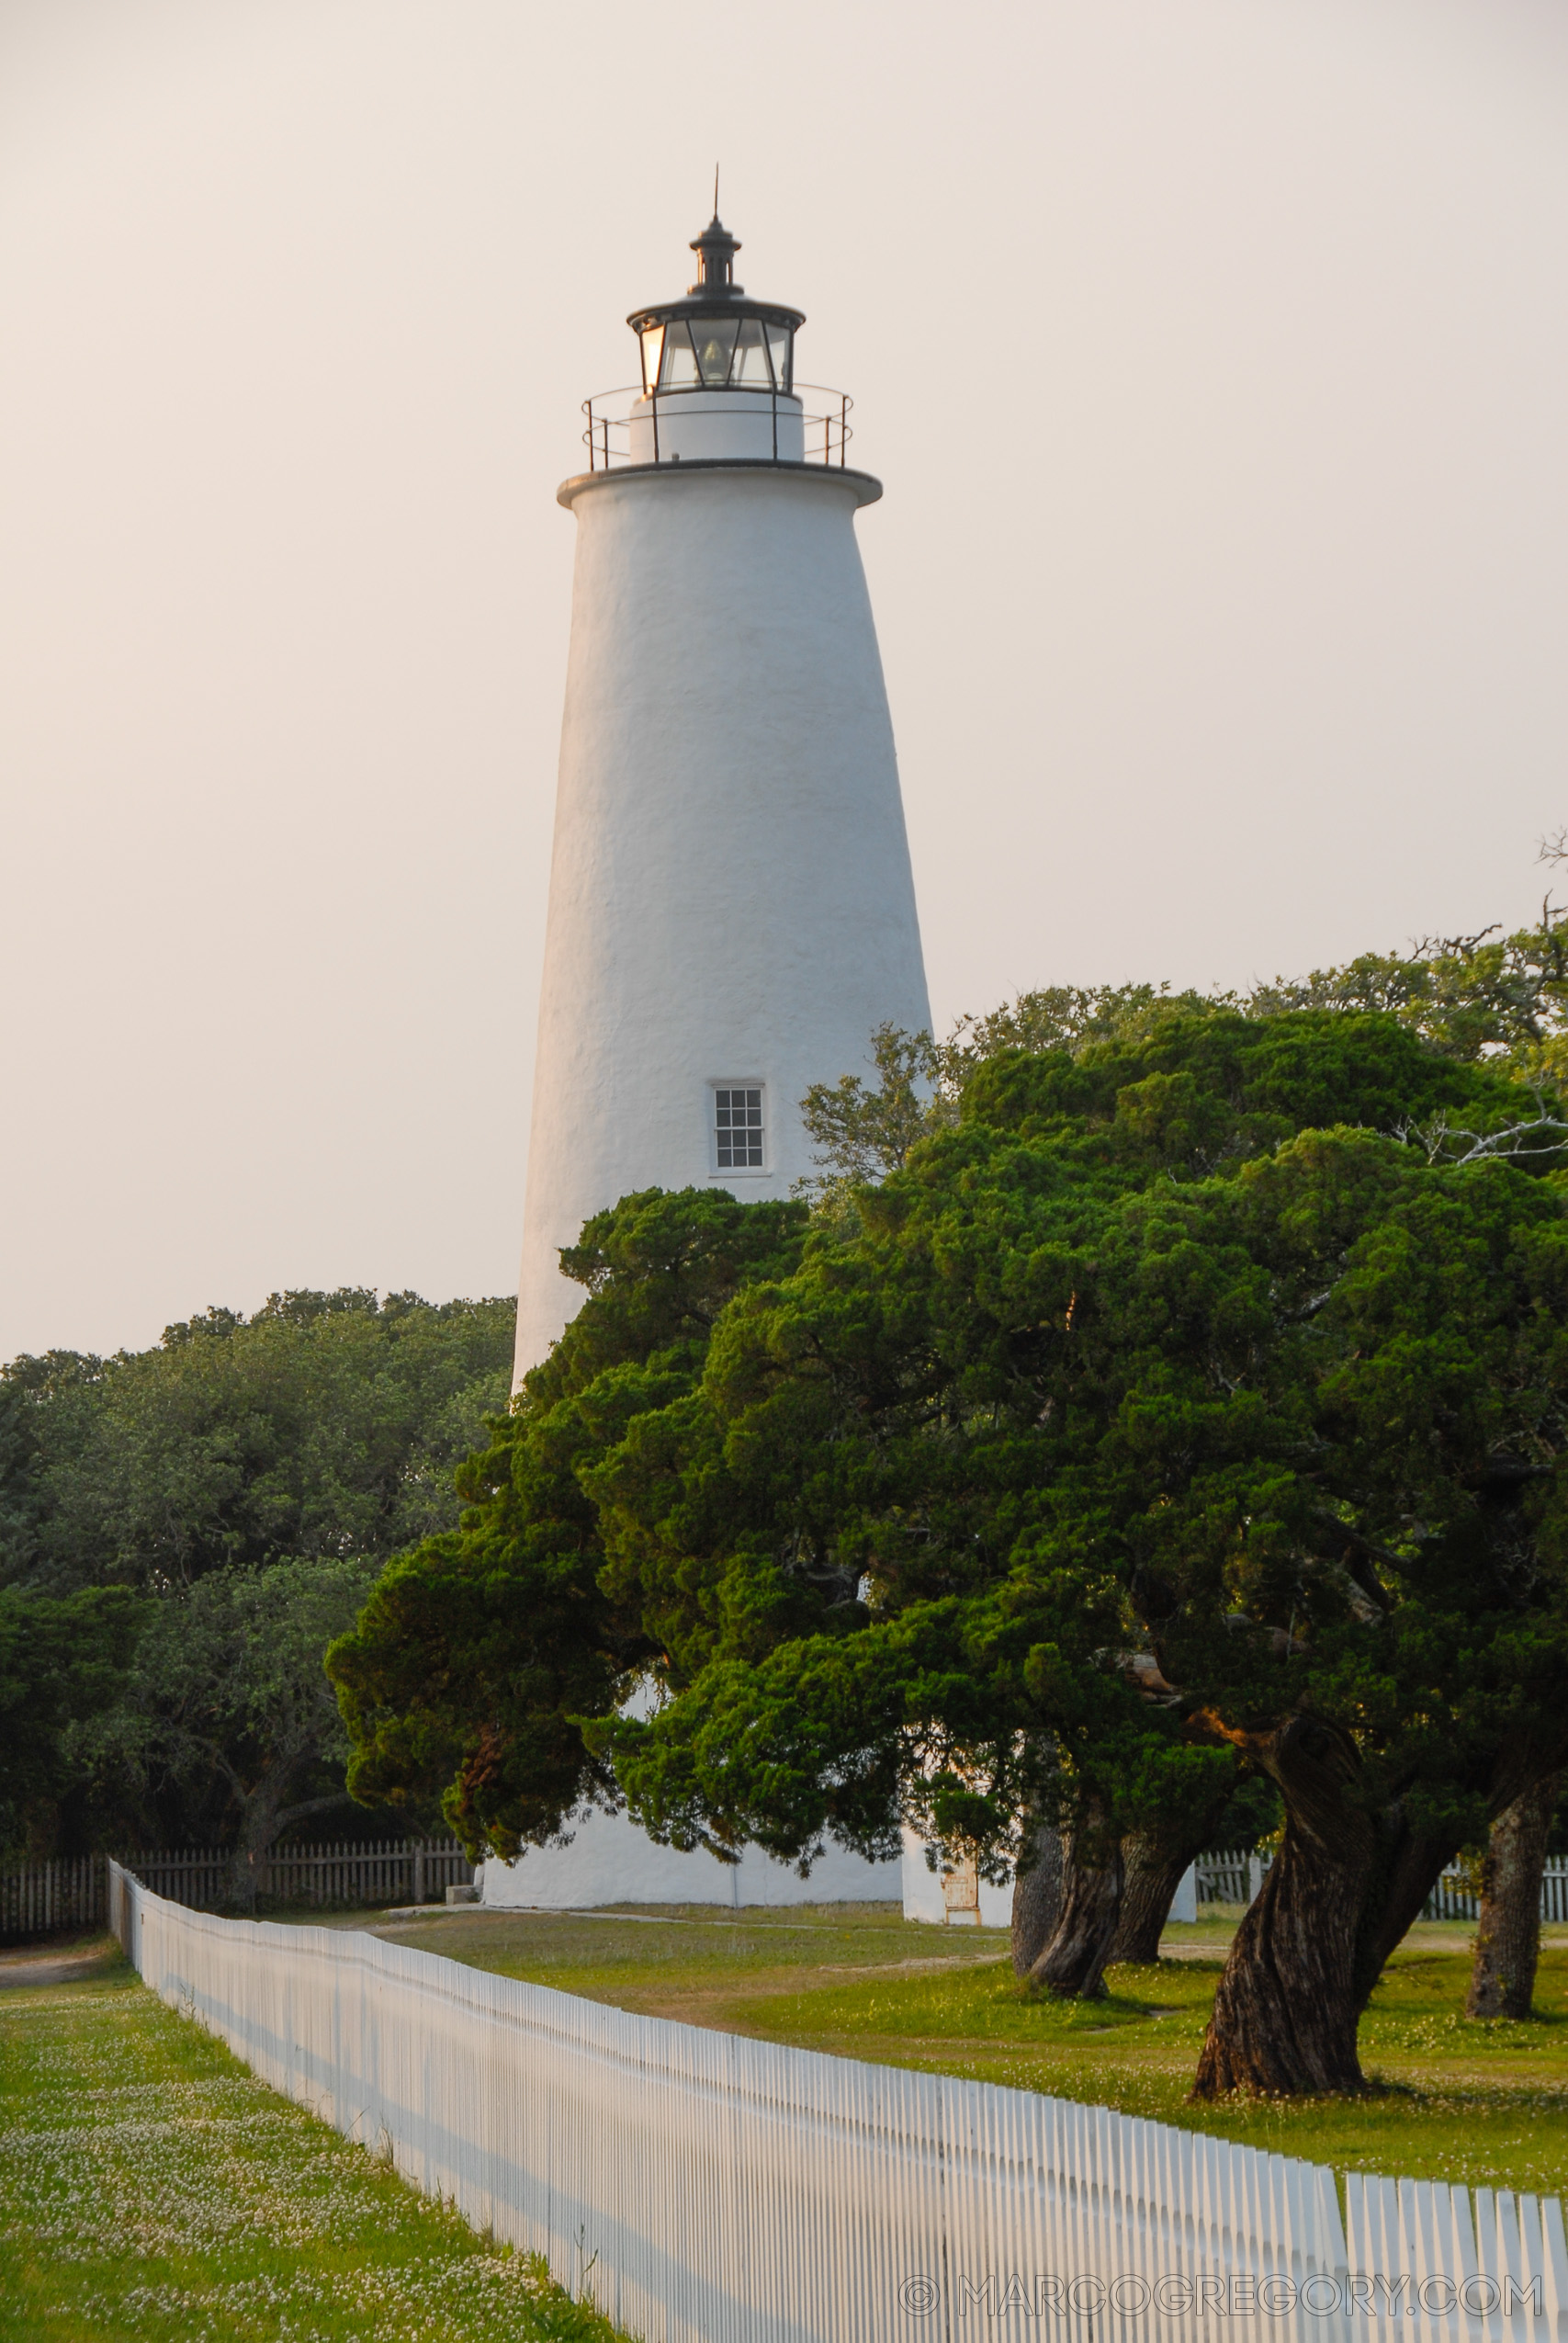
(709, 1080, 769, 1178)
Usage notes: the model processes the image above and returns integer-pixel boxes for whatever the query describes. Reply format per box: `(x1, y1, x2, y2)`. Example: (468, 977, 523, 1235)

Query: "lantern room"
(619, 216, 812, 466)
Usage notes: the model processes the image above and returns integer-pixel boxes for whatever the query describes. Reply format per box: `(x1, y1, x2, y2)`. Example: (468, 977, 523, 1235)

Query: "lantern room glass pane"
(731, 316, 772, 386)
(659, 321, 701, 389)
(692, 317, 739, 387)
(765, 322, 793, 393)
(638, 324, 665, 396)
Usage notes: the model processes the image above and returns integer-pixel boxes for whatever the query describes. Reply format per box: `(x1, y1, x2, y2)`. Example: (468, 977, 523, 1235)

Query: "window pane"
(765, 323, 792, 393)
(691, 317, 739, 387)
(639, 324, 665, 396)
(660, 322, 701, 389)
(732, 318, 771, 386)
(715, 1084, 763, 1171)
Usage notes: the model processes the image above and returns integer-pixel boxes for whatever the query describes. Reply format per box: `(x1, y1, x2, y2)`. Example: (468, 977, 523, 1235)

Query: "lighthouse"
(513, 213, 931, 1379)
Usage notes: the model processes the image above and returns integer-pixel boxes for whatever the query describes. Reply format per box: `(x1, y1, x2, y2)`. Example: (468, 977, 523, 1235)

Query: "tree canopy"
(327, 1192, 807, 1854)
(0, 1585, 144, 1854)
(330, 998, 1568, 2091)
(80, 1556, 383, 1882)
(0, 1286, 513, 1858)
(1, 1287, 514, 1593)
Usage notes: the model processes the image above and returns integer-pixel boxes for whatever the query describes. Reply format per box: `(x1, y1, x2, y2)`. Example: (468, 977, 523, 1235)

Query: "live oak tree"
(1254, 889, 1568, 2020)
(1465, 1774, 1562, 2020)
(595, 1025, 1568, 2092)
(800, 911, 1568, 1980)
(1250, 894, 1568, 1084)
(1107, 1771, 1282, 1968)
(801, 995, 1281, 1978)
(803, 900, 1568, 1217)
(330, 1004, 1568, 2094)
(326, 1191, 809, 1853)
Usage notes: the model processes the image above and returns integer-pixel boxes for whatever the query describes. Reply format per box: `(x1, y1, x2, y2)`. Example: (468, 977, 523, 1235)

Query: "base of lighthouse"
(477, 1805, 900, 1910)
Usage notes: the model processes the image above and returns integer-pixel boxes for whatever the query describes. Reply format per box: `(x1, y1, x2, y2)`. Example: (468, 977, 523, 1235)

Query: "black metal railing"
(580, 382, 852, 473)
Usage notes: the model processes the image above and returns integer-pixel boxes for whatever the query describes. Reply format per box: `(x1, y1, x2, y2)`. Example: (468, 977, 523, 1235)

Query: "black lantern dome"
(627, 216, 804, 402)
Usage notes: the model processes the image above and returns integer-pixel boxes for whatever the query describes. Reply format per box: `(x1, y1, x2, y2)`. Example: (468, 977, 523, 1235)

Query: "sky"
(3, 0, 1566, 1360)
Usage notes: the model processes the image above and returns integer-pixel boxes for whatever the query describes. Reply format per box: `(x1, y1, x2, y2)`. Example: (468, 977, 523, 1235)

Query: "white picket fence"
(1424, 1861, 1568, 1926)
(1196, 1850, 1268, 1907)
(1194, 1850, 1568, 1925)
(108, 1863, 1568, 2343)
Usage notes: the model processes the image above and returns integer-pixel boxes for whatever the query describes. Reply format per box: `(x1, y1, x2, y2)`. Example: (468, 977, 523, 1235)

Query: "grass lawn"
(0, 1943, 626, 2342)
(355, 1900, 1568, 2199)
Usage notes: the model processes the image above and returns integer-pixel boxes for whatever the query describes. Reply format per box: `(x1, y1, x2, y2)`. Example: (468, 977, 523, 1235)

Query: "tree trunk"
(223, 1780, 355, 1907)
(1190, 1712, 1568, 2099)
(1192, 1715, 1377, 2098)
(228, 1788, 283, 1909)
(1108, 1774, 1245, 1966)
(1026, 1805, 1123, 1998)
(1467, 1772, 1561, 2021)
(1010, 1819, 1064, 1977)
(1109, 1833, 1190, 1966)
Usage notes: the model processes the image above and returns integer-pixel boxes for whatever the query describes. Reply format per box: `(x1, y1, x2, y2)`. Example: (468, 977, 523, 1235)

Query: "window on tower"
(714, 1086, 764, 1172)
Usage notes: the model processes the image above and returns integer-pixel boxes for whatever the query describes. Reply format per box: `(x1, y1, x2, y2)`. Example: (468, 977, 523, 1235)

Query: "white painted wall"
(479, 1803, 900, 1909)
(899, 1825, 1012, 1930)
(514, 458, 931, 1377)
(901, 1837, 1202, 1932)
(626, 390, 805, 464)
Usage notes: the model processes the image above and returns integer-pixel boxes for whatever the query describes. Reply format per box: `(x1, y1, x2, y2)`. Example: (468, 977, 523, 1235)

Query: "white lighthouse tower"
(513, 213, 931, 1378)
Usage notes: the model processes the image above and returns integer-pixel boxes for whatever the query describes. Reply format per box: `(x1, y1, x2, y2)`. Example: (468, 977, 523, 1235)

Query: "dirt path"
(0, 1937, 121, 1991)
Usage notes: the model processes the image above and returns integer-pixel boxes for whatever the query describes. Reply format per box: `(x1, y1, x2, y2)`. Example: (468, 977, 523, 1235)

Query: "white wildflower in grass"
(0, 1966, 628, 2341)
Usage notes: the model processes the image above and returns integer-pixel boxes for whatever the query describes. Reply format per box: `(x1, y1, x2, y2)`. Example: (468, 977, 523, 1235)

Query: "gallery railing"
(580, 381, 852, 472)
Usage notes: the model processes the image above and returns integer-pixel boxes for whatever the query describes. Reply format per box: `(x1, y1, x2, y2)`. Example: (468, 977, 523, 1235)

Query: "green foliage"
(0, 1585, 142, 1854)
(602, 1037, 1568, 1932)
(1250, 899, 1568, 1076)
(334, 1004, 1568, 1925)
(793, 990, 1217, 1205)
(327, 1191, 808, 1857)
(957, 1006, 1530, 1170)
(2, 1287, 515, 1594)
(0, 1288, 513, 1855)
(795, 1024, 945, 1206)
(798, 903, 1568, 1211)
(81, 1556, 384, 1862)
